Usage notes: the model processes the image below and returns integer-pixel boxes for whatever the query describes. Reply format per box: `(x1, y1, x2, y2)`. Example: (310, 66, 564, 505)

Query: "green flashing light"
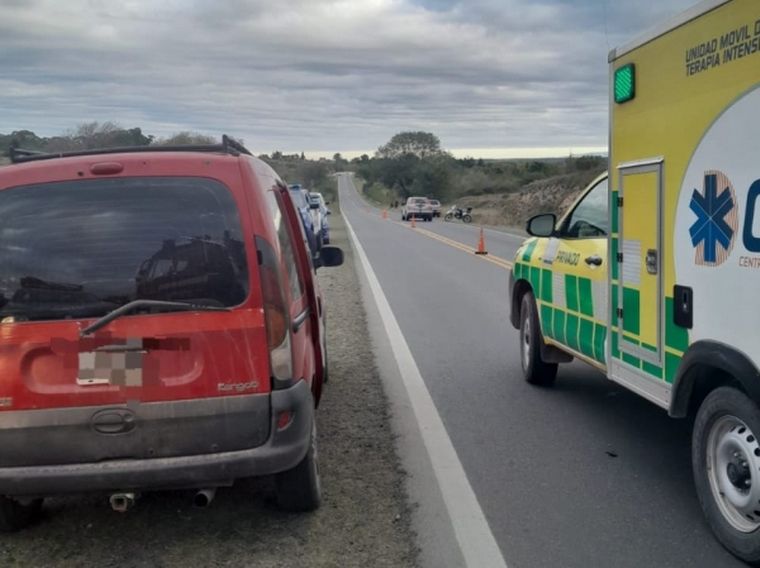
(614, 63, 635, 104)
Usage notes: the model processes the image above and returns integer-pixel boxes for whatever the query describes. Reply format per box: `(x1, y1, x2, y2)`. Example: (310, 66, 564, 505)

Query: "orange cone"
(382, 209, 388, 220)
(475, 227, 488, 255)
(410, 215, 417, 228)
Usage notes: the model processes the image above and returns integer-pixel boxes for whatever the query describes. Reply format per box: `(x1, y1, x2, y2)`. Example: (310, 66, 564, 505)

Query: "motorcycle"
(444, 205, 473, 223)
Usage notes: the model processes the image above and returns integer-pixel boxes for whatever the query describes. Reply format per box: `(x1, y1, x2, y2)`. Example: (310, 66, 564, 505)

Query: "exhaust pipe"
(193, 488, 217, 508)
(109, 492, 136, 513)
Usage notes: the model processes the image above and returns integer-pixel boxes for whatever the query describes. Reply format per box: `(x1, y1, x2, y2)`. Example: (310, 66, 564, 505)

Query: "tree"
(156, 132, 216, 146)
(364, 131, 452, 199)
(3, 130, 45, 150)
(66, 122, 153, 149)
(333, 152, 348, 169)
(376, 131, 443, 159)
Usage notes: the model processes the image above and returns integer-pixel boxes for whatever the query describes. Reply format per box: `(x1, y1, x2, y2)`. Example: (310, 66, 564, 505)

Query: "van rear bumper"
(0, 380, 314, 496)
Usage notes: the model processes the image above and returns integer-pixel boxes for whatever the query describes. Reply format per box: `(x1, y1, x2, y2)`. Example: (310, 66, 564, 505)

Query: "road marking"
(344, 180, 515, 271)
(343, 207, 509, 568)
(386, 218, 514, 270)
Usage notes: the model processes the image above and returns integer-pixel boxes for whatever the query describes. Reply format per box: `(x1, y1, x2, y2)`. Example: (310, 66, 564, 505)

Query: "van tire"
(0, 497, 42, 532)
(693, 387, 760, 564)
(519, 292, 557, 386)
(275, 420, 321, 512)
(321, 341, 329, 385)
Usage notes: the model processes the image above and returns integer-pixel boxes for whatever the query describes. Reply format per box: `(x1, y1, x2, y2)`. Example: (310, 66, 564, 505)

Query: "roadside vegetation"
(0, 124, 338, 201)
(1, 125, 602, 227)
(258, 151, 337, 203)
(352, 131, 605, 228)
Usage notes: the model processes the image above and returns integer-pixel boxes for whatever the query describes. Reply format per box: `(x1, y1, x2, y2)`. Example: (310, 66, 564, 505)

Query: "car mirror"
(526, 213, 556, 237)
(325, 210, 331, 215)
(317, 246, 343, 268)
(325, 201, 330, 205)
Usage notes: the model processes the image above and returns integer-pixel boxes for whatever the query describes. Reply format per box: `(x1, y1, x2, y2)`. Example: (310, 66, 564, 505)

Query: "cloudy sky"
(1, 0, 697, 158)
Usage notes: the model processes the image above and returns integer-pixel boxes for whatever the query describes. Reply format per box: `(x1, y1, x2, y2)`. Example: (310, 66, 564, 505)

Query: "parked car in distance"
(0, 135, 344, 530)
(428, 199, 441, 217)
(309, 192, 331, 245)
(288, 183, 319, 256)
(402, 197, 433, 222)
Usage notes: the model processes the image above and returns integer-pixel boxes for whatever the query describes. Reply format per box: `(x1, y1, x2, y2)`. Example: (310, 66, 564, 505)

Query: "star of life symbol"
(689, 170, 737, 266)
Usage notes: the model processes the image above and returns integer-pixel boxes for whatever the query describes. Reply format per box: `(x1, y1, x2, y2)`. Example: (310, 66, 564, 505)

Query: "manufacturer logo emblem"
(688, 170, 738, 266)
(218, 381, 259, 393)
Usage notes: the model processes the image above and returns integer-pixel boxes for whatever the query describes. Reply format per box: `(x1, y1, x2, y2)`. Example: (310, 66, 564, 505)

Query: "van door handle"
(584, 255, 603, 266)
(292, 307, 311, 333)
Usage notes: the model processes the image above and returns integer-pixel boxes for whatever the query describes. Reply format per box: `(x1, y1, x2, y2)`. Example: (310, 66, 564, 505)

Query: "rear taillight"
(256, 237, 293, 386)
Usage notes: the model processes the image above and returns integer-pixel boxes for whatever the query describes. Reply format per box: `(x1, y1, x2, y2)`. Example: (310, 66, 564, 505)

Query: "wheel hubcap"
(706, 415, 760, 532)
(522, 315, 531, 370)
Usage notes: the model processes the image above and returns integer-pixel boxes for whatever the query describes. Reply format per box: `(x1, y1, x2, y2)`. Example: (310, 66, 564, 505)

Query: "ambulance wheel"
(519, 292, 557, 386)
(0, 497, 43, 532)
(693, 387, 760, 564)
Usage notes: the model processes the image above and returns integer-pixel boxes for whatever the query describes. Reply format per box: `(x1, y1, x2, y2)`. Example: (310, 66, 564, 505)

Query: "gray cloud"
(0, 0, 695, 155)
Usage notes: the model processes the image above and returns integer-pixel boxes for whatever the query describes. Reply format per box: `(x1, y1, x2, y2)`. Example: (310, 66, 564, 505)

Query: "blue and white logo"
(688, 170, 738, 266)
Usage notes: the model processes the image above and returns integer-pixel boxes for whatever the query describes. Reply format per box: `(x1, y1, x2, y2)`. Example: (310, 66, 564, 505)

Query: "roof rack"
(8, 134, 252, 164)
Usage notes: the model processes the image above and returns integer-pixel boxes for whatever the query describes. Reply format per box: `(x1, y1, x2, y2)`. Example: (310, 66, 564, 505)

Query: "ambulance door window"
(565, 179, 609, 238)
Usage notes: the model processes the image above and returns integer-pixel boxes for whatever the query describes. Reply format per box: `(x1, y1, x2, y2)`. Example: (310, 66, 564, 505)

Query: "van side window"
(266, 191, 305, 301)
(563, 178, 609, 238)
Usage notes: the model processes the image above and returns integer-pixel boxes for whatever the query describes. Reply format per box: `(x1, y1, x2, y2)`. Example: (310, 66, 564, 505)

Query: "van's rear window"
(0, 177, 248, 322)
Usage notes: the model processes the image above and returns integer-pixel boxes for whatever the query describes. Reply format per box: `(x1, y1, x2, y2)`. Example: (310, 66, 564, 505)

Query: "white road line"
(342, 204, 509, 568)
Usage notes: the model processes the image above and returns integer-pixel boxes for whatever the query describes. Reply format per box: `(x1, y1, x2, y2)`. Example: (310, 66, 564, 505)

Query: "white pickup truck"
(401, 197, 433, 222)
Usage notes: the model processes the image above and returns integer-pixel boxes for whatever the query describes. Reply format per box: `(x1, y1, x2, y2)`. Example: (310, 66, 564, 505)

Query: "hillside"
(458, 169, 604, 230)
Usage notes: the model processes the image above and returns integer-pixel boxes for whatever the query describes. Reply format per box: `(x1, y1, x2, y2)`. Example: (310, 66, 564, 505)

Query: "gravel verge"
(0, 206, 418, 568)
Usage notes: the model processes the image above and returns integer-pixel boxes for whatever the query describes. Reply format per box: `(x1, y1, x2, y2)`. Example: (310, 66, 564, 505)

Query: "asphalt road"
(339, 173, 744, 568)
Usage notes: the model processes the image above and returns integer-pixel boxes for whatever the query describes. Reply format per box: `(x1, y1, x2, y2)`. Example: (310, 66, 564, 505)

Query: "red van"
(0, 136, 342, 529)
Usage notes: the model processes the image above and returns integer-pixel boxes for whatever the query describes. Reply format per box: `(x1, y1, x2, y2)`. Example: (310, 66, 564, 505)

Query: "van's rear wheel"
(275, 420, 321, 512)
(519, 292, 557, 386)
(693, 387, 760, 564)
(0, 497, 42, 532)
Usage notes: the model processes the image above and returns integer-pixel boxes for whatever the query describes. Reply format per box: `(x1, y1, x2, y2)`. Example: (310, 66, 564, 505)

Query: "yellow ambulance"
(508, 0, 760, 561)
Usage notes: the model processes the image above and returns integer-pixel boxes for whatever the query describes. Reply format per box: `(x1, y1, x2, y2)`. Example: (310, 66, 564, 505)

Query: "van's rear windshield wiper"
(80, 299, 230, 337)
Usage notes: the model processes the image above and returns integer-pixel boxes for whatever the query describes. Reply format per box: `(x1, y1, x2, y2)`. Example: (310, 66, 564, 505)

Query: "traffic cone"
(382, 209, 388, 220)
(475, 227, 488, 255)
(411, 215, 417, 228)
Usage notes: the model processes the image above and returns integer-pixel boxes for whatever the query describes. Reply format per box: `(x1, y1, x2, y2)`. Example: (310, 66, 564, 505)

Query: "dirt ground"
(0, 209, 418, 568)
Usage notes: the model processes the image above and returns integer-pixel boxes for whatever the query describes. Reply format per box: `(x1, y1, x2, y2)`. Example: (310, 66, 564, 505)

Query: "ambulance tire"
(693, 387, 760, 565)
(519, 292, 557, 386)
